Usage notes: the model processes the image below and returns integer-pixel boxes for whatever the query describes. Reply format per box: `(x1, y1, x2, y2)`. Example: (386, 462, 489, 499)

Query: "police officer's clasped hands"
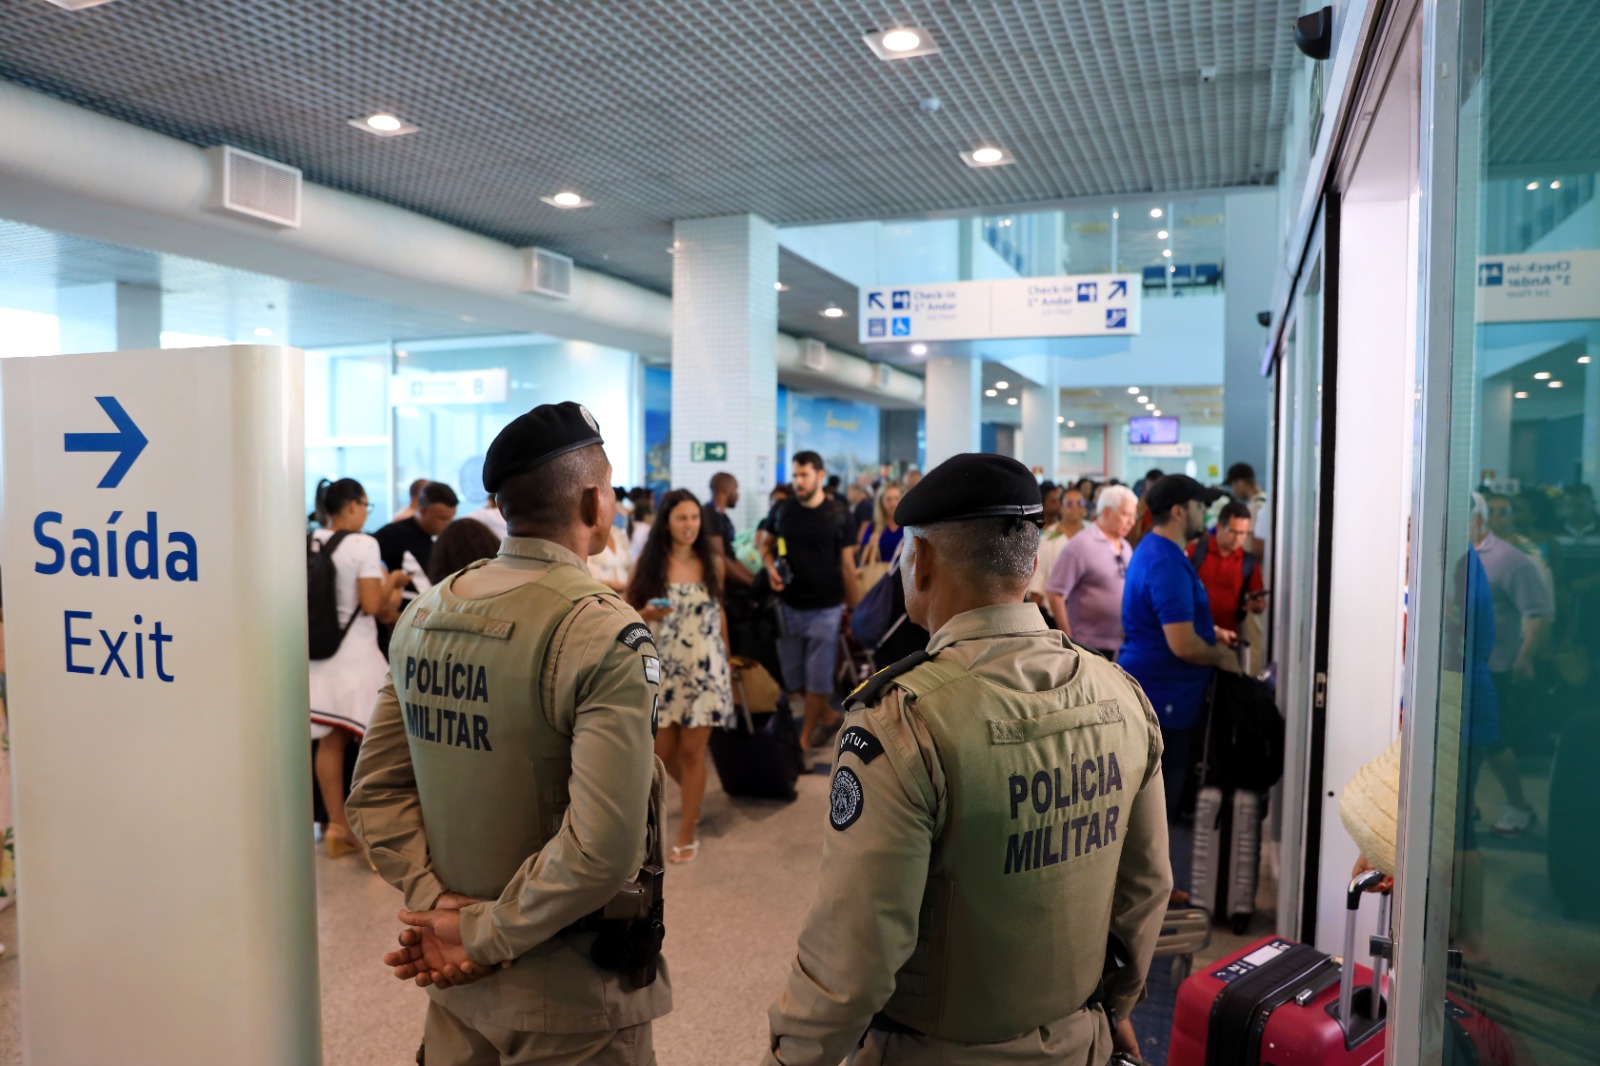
(383, 892, 510, 989)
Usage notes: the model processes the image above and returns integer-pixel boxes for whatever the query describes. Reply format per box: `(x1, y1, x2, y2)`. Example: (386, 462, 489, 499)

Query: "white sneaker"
(1492, 804, 1535, 835)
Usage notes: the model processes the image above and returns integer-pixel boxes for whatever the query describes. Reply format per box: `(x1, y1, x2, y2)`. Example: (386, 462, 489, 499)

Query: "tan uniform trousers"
(848, 1006, 1112, 1066)
(424, 1003, 655, 1066)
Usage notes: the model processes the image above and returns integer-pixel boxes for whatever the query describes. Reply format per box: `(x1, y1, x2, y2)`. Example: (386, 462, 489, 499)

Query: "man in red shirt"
(1187, 500, 1265, 632)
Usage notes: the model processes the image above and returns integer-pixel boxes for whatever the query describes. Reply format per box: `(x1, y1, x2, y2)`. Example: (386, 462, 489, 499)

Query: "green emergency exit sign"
(691, 441, 728, 462)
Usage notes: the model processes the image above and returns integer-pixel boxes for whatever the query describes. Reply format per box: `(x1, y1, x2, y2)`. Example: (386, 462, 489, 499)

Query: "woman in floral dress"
(626, 489, 732, 863)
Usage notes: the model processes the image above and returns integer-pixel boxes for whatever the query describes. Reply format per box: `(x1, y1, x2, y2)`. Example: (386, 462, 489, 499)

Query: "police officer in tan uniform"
(348, 402, 671, 1066)
(763, 453, 1172, 1066)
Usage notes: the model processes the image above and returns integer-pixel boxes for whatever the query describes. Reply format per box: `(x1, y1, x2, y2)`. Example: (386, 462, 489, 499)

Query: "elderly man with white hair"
(1045, 483, 1139, 659)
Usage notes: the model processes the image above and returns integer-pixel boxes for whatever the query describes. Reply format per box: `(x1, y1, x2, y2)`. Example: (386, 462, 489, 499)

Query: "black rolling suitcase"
(708, 659, 801, 802)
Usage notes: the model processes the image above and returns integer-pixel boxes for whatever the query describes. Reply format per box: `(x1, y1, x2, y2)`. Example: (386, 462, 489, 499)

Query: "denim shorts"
(777, 603, 844, 696)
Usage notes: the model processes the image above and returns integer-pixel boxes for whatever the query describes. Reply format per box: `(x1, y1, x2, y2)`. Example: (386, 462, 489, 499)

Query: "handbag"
(851, 543, 904, 649)
(855, 531, 892, 592)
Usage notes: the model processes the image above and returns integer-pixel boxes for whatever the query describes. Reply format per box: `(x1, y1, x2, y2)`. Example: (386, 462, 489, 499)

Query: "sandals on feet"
(669, 841, 701, 864)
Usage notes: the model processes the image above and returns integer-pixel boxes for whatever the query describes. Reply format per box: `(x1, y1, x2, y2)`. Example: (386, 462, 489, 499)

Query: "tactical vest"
(879, 655, 1154, 1042)
(388, 559, 615, 901)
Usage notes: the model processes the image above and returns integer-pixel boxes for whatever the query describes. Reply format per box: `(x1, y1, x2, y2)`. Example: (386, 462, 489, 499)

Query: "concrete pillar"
(56, 282, 162, 354)
(1477, 377, 1513, 485)
(1585, 326, 1600, 489)
(1020, 363, 1061, 478)
(670, 215, 778, 532)
(924, 356, 982, 469)
(1222, 190, 1278, 477)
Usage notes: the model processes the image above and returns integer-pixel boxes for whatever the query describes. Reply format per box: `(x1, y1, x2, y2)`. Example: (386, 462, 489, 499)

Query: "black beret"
(482, 402, 604, 492)
(1144, 474, 1226, 518)
(894, 453, 1043, 527)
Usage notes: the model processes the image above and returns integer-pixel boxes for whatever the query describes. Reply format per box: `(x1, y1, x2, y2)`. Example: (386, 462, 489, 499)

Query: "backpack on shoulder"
(307, 531, 358, 660)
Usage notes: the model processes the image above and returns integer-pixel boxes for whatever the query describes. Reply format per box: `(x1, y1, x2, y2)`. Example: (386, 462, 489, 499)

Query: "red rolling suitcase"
(1169, 873, 1514, 1066)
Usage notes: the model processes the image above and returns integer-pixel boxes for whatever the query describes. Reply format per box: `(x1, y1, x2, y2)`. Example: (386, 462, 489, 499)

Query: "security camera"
(1256, 311, 1272, 328)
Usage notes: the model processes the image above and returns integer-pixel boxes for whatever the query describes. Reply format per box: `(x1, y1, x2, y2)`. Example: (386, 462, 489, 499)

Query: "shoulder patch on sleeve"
(829, 767, 864, 830)
(617, 622, 655, 651)
(837, 725, 886, 764)
(848, 649, 931, 708)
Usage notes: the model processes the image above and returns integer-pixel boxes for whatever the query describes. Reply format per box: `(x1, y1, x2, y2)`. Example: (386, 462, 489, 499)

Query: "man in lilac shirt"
(1045, 484, 1138, 658)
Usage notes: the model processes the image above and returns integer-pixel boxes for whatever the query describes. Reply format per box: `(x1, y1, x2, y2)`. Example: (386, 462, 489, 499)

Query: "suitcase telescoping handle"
(1339, 871, 1388, 1032)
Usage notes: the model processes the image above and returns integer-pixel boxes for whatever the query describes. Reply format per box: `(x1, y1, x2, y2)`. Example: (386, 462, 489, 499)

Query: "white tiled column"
(671, 215, 778, 531)
(1020, 363, 1061, 479)
(924, 355, 982, 470)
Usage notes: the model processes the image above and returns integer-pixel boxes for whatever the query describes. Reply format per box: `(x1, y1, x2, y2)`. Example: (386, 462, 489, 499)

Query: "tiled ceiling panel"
(0, 0, 1299, 292)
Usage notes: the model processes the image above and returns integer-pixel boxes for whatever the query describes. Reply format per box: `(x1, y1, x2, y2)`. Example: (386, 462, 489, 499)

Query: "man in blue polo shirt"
(1119, 474, 1241, 819)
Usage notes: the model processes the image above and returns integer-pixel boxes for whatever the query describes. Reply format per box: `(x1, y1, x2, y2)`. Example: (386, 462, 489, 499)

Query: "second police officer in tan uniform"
(764, 453, 1173, 1066)
(348, 402, 671, 1066)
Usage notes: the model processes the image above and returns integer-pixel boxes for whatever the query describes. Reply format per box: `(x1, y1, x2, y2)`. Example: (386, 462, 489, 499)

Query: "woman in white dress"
(626, 489, 732, 863)
(308, 478, 408, 858)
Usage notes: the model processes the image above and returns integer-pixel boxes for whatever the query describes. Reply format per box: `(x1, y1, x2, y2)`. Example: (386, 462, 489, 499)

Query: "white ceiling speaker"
(205, 146, 301, 228)
(801, 339, 827, 372)
(521, 247, 574, 300)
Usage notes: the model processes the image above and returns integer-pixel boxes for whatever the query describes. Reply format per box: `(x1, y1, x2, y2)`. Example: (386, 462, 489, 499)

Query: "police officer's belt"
(867, 932, 1128, 1040)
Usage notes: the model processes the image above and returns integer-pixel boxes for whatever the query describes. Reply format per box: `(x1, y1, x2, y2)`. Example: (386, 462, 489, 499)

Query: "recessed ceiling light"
(1549, 380, 1564, 388)
(1162, 249, 1173, 258)
(41, 0, 118, 9)
(396, 349, 409, 358)
(1006, 397, 1019, 405)
(1550, 180, 1562, 189)
(1579, 355, 1591, 364)
(775, 282, 791, 292)
(1169, 265, 1177, 273)
(821, 305, 846, 318)
(253, 327, 274, 338)
(1157, 230, 1170, 240)
(1057, 416, 1065, 424)
(1534, 371, 1551, 379)
(1112, 211, 1120, 220)
(1067, 420, 1076, 428)
(1153, 409, 1162, 416)
(882, 28, 922, 51)
(985, 389, 998, 397)
(1127, 386, 1141, 394)
(1526, 181, 1540, 191)
(864, 25, 940, 60)
(541, 191, 592, 208)
(1137, 395, 1150, 403)
(1514, 391, 1528, 398)
(350, 112, 419, 137)
(1150, 208, 1164, 218)
(963, 146, 1014, 168)
(995, 381, 1010, 389)
(910, 343, 928, 356)
(1145, 403, 1156, 410)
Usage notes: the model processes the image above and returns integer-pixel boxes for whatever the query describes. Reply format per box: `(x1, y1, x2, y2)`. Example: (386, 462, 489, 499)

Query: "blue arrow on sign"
(867, 292, 886, 309)
(1109, 279, 1128, 299)
(65, 396, 148, 489)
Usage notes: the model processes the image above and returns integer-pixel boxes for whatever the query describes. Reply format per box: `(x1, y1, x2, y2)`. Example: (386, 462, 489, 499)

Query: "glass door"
(1271, 217, 1333, 942)
(1396, 0, 1600, 1060)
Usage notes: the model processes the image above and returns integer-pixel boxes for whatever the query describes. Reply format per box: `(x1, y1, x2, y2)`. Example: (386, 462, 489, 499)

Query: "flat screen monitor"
(1128, 416, 1179, 444)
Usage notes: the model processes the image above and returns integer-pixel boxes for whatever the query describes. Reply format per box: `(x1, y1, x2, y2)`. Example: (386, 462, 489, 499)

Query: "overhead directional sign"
(691, 441, 728, 462)
(859, 273, 1141, 343)
(1476, 250, 1600, 323)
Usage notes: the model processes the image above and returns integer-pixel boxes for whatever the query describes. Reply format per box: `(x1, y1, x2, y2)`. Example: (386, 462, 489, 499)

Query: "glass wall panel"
(1419, 0, 1600, 1060)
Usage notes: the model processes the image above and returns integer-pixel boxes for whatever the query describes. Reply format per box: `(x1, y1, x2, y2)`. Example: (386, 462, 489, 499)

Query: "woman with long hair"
(858, 482, 905, 561)
(425, 517, 502, 586)
(308, 478, 408, 858)
(625, 488, 732, 863)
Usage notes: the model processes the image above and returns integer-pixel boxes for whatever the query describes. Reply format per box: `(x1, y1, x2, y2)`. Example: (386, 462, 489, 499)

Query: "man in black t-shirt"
(374, 481, 458, 608)
(705, 471, 755, 588)
(758, 451, 861, 768)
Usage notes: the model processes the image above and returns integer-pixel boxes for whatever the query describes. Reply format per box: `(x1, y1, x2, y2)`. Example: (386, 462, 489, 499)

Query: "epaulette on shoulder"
(847, 650, 932, 708)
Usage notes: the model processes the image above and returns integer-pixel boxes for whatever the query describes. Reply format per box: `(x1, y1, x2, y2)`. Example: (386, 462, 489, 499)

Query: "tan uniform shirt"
(349, 537, 671, 1032)
(764, 603, 1171, 1066)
